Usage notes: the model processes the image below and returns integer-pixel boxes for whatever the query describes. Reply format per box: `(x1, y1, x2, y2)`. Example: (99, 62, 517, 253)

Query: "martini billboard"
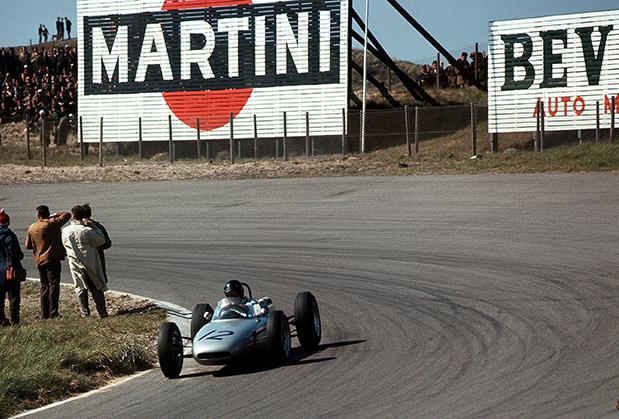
(78, 0, 349, 142)
(488, 9, 619, 133)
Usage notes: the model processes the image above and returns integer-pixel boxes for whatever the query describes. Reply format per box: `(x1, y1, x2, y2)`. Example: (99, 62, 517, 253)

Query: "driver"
(223, 279, 247, 301)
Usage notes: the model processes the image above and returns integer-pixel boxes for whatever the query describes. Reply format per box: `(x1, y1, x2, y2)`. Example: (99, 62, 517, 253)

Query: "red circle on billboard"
(162, 0, 252, 132)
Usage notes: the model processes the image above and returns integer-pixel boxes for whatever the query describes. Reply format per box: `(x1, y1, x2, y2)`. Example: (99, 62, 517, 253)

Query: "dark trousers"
(38, 260, 61, 319)
(77, 272, 107, 318)
(0, 280, 20, 325)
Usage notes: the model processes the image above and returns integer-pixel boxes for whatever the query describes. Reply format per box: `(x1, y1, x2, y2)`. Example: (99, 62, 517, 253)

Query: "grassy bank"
(0, 282, 166, 418)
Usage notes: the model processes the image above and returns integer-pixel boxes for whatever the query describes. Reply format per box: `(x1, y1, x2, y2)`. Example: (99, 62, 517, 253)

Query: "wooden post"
(138, 117, 143, 160)
(470, 103, 477, 156)
(98, 116, 103, 167)
(238, 138, 242, 160)
(436, 52, 440, 88)
(535, 99, 540, 151)
(229, 112, 235, 164)
(610, 96, 615, 143)
(595, 100, 600, 143)
(489, 132, 499, 153)
(196, 118, 201, 160)
(78, 116, 84, 161)
(414, 106, 419, 154)
(341, 108, 346, 157)
(404, 106, 411, 157)
(206, 141, 210, 161)
(540, 101, 545, 152)
(283, 111, 288, 161)
(168, 115, 174, 164)
(474, 42, 479, 82)
(26, 117, 31, 160)
(305, 112, 310, 158)
(41, 119, 47, 167)
(253, 114, 258, 159)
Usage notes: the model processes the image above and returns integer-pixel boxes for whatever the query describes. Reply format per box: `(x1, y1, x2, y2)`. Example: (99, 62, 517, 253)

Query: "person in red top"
(25, 205, 70, 319)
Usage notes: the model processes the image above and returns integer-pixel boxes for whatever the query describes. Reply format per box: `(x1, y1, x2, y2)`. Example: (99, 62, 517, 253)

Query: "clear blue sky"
(1, 0, 618, 63)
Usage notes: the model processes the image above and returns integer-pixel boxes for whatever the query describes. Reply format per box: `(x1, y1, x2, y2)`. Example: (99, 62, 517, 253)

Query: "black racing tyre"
(295, 292, 321, 350)
(157, 322, 184, 379)
(267, 310, 291, 364)
(191, 303, 213, 340)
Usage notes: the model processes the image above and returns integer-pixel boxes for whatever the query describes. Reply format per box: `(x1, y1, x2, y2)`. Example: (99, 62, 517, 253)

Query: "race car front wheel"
(158, 322, 184, 379)
(295, 292, 321, 350)
(191, 303, 213, 340)
(267, 310, 291, 364)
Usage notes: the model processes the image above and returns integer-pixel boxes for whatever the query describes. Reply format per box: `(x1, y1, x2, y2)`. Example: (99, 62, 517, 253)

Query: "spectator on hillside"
(38, 25, 43, 44)
(42, 25, 49, 43)
(455, 52, 471, 88)
(65, 18, 72, 40)
(56, 18, 63, 41)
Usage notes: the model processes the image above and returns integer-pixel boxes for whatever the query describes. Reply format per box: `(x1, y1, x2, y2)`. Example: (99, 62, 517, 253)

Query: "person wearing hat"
(25, 205, 71, 319)
(0, 209, 25, 326)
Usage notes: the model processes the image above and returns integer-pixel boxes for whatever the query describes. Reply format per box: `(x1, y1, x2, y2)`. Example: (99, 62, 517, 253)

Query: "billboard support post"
(305, 112, 310, 158)
(206, 141, 210, 162)
(341, 108, 346, 157)
(196, 118, 201, 160)
(596, 101, 600, 143)
(535, 99, 540, 151)
(540, 102, 545, 152)
(138, 117, 143, 159)
(610, 97, 615, 143)
(489, 133, 499, 153)
(404, 106, 411, 157)
(99, 117, 103, 167)
(229, 113, 235, 164)
(253, 114, 258, 159)
(168, 115, 174, 164)
(79, 116, 84, 161)
(283, 111, 288, 161)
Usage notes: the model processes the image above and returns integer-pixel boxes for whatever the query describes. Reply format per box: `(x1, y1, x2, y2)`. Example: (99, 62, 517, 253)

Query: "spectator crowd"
(416, 50, 488, 89)
(0, 45, 77, 126)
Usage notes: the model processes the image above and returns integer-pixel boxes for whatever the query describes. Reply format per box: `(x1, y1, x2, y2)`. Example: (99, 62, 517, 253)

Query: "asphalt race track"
(4, 173, 618, 418)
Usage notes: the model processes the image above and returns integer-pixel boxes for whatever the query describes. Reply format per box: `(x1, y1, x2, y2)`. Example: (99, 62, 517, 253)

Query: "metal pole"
(283, 111, 288, 161)
(168, 115, 174, 164)
(98, 116, 103, 167)
(360, 0, 369, 154)
(305, 112, 310, 157)
(79, 116, 84, 161)
(138, 117, 143, 160)
(41, 120, 47, 167)
(436, 52, 440, 88)
(229, 112, 235, 164)
(196, 118, 201, 160)
(26, 117, 31, 160)
(404, 106, 411, 156)
(253, 114, 258, 159)
(474, 42, 479, 83)
(414, 106, 419, 154)
(535, 99, 540, 152)
(341, 108, 346, 157)
(595, 100, 600, 143)
(610, 97, 615, 143)
(540, 101, 545, 152)
(471, 103, 477, 156)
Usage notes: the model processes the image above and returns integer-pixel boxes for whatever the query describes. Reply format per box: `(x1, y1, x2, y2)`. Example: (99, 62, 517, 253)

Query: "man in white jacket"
(62, 205, 108, 318)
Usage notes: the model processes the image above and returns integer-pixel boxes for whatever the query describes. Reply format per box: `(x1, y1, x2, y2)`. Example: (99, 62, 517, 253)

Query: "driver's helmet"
(224, 280, 244, 298)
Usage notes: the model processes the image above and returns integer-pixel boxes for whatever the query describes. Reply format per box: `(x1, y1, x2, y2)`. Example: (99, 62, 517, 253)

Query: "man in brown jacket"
(25, 205, 70, 319)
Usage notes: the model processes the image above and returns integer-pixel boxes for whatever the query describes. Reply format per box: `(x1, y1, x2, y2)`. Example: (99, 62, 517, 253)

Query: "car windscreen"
(218, 305, 249, 320)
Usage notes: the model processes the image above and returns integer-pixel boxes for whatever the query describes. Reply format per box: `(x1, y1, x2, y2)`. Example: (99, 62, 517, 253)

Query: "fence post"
(229, 112, 235, 164)
(414, 106, 420, 154)
(305, 112, 310, 158)
(535, 99, 540, 151)
(79, 116, 84, 161)
(341, 108, 346, 157)
(436, 52, 440, 88)
(595, 100, 600, 143)
(138, 117, 143, 160)
(470, 103, 477, 156)
(196, 118, 201, 160)
(283, 111, 288, 161)
(610, 96, 615, 143)
(540, 101, 545, 152)
(41, 119, 47, 167)
(404, 105, 411, 157)
(474, 42, 479, 83)
(253, 114, 258, 159)
(168, 115, 174, 164)
(98, 116, 103, 167)
(26, 117, 31, 160)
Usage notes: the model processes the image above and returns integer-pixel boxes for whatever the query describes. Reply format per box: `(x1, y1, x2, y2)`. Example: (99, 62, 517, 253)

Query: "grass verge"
(0, 281, 166, 418)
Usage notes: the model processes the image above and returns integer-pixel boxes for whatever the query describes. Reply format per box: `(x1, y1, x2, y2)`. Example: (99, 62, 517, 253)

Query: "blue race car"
(157, 281, 321, 378)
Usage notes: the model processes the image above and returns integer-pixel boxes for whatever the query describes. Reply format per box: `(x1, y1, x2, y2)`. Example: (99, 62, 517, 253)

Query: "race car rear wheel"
(295, 292, 321, 350)
(267, 310, 291, 364)
(158, 322, 184, 379)
(191, 303, 213, 340)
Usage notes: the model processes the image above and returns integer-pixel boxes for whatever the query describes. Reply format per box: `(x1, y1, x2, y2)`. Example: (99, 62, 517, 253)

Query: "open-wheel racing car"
(157, 281, 321, 378)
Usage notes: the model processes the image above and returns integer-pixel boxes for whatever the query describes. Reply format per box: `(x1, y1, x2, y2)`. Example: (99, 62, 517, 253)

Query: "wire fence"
(3, 103, 614, 167)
